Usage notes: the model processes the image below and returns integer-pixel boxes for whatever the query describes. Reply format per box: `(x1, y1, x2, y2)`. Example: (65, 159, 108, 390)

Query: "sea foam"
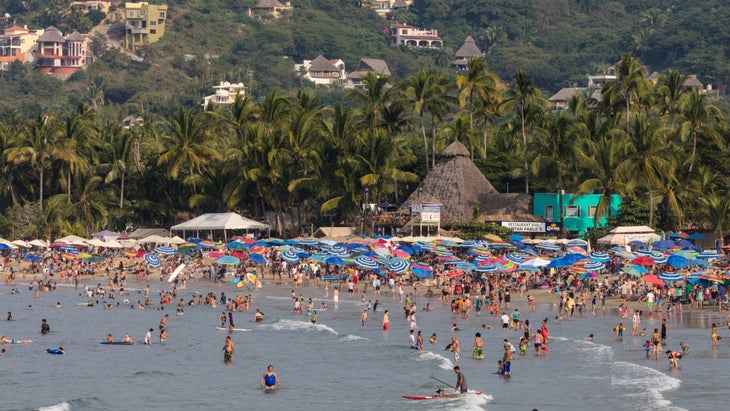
(415, 350, 454, 370)
(611, 361, 687, 411)
(38, 402, 70, 411)
(267, 319, 339, 335)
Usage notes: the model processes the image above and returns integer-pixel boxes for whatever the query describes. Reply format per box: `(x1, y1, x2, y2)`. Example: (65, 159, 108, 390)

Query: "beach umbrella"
(517, 264, 541, 272)
(505, 252, 528, 264)
(535, 242, 561, 252)
(454, 262, 477, 271)
(509, 234, 523, 242)
(687, 233, 706, 240)
(154, 245, 175, 256)
(226, 241, 246, 249)
(386, 257, 410, 273)
(634, 249, 654, 256)
(281, 250, 301, 264)
(581, 260, 605, 271)
(651, 240, 675, 251)
(641, 274, 664, 287)
(589, 252, 611, 263)
(309, 253, 329, 263)
(623, 265, 648, 276)
(217, 255, 241, 265)
(580, 272, 598, 279)
(521, 257, 551, 268)
(648, 252, 668, 264)
(632, 256, 656, 266)
(566, 239, 588, 248)
(208, 252, 225, 259)
(628, 240, 646, 247)
(687, 259, 708, 267)
(249, 245, 267, 254)
(475, 264, 498, 273)
(658, 272, 683, 282)
(666, 255, 689, 268)
(566, 246, 588, 256)
(144, 253, 162, 269)
(354, 255, 378, 270)
(697, 251, 720, 259)
(411, 262, 434, 278)
(325, 256, 345, 266)
(468, 247, 492, 256)
(25, 254, 41, 262)
(248, 253, 268, 265)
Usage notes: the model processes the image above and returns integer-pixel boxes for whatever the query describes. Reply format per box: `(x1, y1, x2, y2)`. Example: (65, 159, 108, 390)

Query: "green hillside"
(2, 0, 729, 117)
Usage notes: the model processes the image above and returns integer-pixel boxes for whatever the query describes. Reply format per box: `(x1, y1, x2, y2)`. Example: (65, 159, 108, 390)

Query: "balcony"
(127, 27, 149, 33)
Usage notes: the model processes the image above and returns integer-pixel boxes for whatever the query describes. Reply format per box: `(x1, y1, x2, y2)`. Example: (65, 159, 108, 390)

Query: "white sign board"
(501, 221, 546, 233)
(420, 203, 441, 223)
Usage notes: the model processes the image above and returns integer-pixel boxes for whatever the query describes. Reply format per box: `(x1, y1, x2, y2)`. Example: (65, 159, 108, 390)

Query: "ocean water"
(0, 281, 726, 411)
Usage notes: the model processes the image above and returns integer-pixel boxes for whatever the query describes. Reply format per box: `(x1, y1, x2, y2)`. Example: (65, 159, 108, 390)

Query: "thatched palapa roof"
(455, 36, 483, 58)
(404, 141, 532, 226)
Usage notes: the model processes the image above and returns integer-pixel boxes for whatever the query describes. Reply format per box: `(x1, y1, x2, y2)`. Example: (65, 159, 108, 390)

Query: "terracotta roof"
(455, 36, 482, 58)
(37, 26, 65, 43)
(549, 87, 585, 102)
(308, 55, 340, 72)
(4, 26, 29, 34)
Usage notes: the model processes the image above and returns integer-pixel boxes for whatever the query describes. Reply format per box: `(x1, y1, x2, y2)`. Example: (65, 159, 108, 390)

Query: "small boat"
(402, 391, 482, 400)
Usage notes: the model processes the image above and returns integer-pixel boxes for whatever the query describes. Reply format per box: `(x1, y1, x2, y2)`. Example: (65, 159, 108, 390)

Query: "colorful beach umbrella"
(590, 252, 611, 263)
(281, 250, 300, 264)
(623, 265, 648, 276)
(354, 255, 378, 270)
(144, 253, 162, 269)
(217, 255, 240, 265)
(657, 272, 683, 282)
(386, 258, 410, 274)
(154, 245, 175, 256)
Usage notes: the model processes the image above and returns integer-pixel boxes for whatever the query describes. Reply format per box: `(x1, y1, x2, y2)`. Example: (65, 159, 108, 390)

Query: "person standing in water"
(39, 319, 50, 334)
(453, 366, 467, 394)
(261, 364, 280, 390)
(223, 336, 234, 363)
(382, 310, 389, 330)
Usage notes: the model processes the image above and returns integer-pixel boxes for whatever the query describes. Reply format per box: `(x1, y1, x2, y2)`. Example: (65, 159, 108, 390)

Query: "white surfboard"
(167, 263, 186, 283)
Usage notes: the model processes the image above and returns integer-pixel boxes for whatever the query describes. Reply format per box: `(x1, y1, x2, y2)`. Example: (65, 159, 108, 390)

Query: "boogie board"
(246, 273, 257, 285)
(167, 264, 186, 283)
(75, 302, 93, 306)
(100, 341, 134, 345)
(230, 277, 241, 285)
(47, 349, 64, 355)
(216, 327, 251, 332)
(402, 391, 482, 400)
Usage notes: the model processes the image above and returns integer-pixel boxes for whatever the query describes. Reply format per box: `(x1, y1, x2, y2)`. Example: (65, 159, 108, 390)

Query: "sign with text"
(419, 203, 441, 223)
(501, 221, 546, 233)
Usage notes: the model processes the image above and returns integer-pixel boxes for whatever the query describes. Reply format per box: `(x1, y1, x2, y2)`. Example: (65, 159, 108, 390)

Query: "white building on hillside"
(202, 81, 246, 106)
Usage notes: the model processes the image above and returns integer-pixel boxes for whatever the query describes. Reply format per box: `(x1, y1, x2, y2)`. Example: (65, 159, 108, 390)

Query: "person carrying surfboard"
(260, 365, 280, 390)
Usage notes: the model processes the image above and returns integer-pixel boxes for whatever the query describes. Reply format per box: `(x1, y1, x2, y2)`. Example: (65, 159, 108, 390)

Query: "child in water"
(519, 337, 528, 355)
(429, 333, 437, 344)
(614, 323, 626, 338)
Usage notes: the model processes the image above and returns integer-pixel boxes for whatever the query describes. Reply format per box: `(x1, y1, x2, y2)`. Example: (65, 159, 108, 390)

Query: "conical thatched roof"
(455, 36, 483, 58)
(309, 55, 339, 72)
(38, 26, 65, 43)
(404, 141, 532, 226)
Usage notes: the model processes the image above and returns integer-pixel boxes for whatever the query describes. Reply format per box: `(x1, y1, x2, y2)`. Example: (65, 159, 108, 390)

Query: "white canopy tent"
(170, 212, 270, 241)
(597, 226, 661, 246)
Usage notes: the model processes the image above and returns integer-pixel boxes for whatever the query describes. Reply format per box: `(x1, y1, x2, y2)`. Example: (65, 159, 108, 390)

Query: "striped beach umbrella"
(657, 272, 683, 282)
(475, 264, 498, 273)
(589, 252, 611, 263)
(281, 250, 301, 264)
(386, 258, 410, 273)
(154, 245, 175, 256)
(566, 246, 588, 256)
(298, 238, 318, 247)
(581, 260, 605, 272)
(249, 245, 267, 255)
(649, 253, 668, 264)
(468, 247, 492, 256)
(144, 253, 162, 269)
(536, 242, 561, 252)
(217, 255, 241, 265)
(354, 255, 379, 270)
(697, 251, 720, 259)
(505, 252, 529, 264)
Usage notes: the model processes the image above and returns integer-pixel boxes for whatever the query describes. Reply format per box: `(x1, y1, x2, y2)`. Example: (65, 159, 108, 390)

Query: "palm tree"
(402, 67, 454, 170)
(574, 124, 631, 228)
(678, 88, 724, 173)
(59, 104, 96, 197)
(457, 57, 498, 130)
(656, 69, 689, 125)
(102, 121, 134, 208)
(603, 54, 649, 129)
(6, 114, 65, 211)
(531, 112, 583, 231)
(347, 71, 392, 141)
(696, 190, 730, 247)
(507, 70, 546, 193)
(0, 123, 20, 205)
(617, 115, 674, 227)
(158, 107, 222, 195)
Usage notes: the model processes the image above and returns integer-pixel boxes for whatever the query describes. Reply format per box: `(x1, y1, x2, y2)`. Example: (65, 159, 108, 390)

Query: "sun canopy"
(170, 213, 269, 240)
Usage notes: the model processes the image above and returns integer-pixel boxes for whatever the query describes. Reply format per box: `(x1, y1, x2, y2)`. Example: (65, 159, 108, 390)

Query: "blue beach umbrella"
(623, 265, 648, 276)
(248, 253, 268, 265)
(281, 250, 300, 264)
(298, 238, 318, 247)
(666, 255, 689, 269)
(658, 272, 683, 282)
(582, 261, 605, 271)
(475, 264, 498, 273)
(144, 253, 161, 269)
(325, 256, 345, 266)
(154, 245, 175, 256)
(386, 258, 410, 273)
(589, 252, 611, 263)
(354, 255, 378, 270)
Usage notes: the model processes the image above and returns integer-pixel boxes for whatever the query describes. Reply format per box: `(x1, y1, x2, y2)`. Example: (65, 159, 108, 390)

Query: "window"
(159, 11, 166, 19)
(150, 21, 156, 26)
(128, 11, 139, 18)
(565, 206, 580, 218)
(588, 206, 597, 218)
(544, 205, 554, 220)
(150, 29, 156, 34)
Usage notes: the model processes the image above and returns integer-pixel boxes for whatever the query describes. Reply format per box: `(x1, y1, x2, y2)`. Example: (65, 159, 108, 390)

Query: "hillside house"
(452, 36, 483, 70)
(294, 55, 346, 85)
(35, 26, 90, 76)
(70, 1, 112, 13)
(121, 115, 144, 128)
(0, 25, 43, 70)
(389, 24, 442, 48)
(346, 58, 391, 89)
(124, 2, 167, 52)
(202, 81, 246, 106)
(368, 0, 411, 17)
(249, 0, 292, 18)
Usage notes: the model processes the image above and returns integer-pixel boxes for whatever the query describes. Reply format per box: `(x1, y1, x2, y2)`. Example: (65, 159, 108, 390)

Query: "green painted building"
(533, 193, 621, 234)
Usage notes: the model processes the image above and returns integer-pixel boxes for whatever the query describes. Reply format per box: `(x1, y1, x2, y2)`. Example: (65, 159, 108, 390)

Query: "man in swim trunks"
(261, 364, 280, 390)
(39, 319, 50, 335)
(0, 335, 32, 344)
(223, 336, 234, 363)
(361, 309, 368, 327)
(449, 336, 460, 364)
(472, 333, 483, 358)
